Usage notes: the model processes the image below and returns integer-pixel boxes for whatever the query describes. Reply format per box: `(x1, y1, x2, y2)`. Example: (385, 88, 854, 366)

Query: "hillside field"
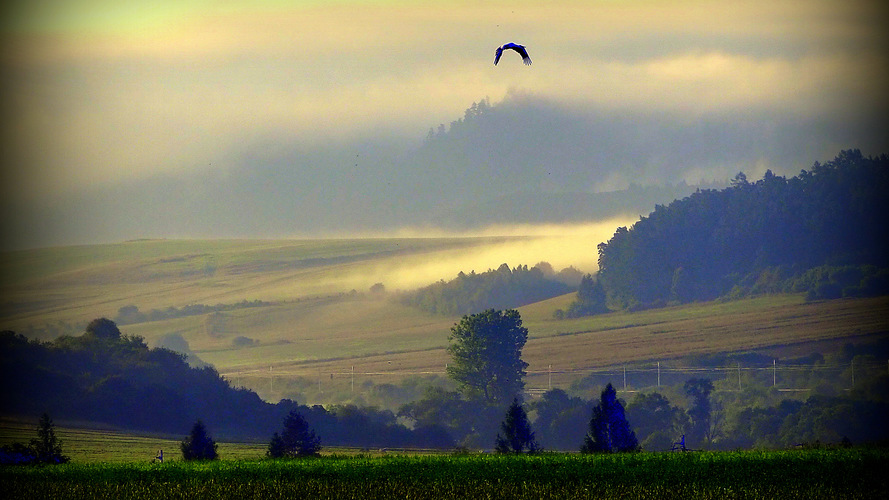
(2, 238, 887, 402)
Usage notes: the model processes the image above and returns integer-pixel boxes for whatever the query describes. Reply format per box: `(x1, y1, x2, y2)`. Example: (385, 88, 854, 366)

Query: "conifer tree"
(29, 413, 69, 464)
(495, 398, 539, 454)
(181, 420, 218, 461)
(581, 383, 639, 453)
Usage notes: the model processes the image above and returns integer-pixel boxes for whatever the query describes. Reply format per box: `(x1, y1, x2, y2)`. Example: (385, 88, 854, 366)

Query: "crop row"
(3, 448, 886, 499)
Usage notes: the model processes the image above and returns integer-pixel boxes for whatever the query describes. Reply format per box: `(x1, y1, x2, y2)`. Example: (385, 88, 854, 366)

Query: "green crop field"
(2, 448, 886, 499)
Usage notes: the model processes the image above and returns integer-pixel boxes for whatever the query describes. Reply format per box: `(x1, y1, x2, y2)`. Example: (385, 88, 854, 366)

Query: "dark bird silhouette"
(494, 42, 531, 66)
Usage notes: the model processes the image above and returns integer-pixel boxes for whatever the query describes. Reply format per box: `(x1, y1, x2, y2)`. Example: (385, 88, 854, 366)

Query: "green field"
(2, 448, 886, 499)
(0, 418, 266, 464)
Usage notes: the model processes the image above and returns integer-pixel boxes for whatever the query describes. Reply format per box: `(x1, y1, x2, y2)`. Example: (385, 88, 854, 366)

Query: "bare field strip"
(221, 296, 889, 388)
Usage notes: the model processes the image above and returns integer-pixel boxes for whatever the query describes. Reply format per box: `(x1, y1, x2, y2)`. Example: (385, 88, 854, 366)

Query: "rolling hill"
(2, 238, 887, 405)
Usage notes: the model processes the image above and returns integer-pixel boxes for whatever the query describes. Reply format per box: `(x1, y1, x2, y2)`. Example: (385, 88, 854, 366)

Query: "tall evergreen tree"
(29, 413, 69, 464)
(181, 420, 218, 461)
(581, 383, 639, 453)
(495, 398, 539, 454)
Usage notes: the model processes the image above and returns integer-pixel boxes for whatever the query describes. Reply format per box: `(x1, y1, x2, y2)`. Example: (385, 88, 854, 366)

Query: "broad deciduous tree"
(446, 309, 528, 403)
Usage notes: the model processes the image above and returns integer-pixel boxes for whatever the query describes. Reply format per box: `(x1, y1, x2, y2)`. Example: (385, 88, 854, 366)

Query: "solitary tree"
(181, 420, 218, 461)
(30, 413, 69, 464)
(581, 383, 639, 453)
(495, 398, 539, 454)
(446, 309, 528, 402)
(267, 409, 321, 458)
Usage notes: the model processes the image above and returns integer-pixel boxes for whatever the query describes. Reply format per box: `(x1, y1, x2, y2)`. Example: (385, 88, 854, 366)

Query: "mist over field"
(332, 219, 633, 291)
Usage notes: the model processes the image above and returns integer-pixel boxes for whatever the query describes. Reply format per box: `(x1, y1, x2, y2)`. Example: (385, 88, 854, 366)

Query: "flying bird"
(494, 42, 532, 66)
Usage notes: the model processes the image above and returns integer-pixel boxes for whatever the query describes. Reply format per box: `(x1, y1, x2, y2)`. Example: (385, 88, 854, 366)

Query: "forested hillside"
(0, 321, 450, 448)
(597, 150, 889, 310)
(400, 263, 575, 315)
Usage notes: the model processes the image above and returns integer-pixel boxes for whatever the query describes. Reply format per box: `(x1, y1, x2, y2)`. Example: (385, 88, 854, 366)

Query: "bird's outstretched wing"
(513, 45, 532, 65)
(494, 43, 532, 66)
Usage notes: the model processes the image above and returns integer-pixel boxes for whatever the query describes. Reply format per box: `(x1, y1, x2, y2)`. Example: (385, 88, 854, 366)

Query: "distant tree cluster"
(554, 274, 608, 319)
(114, 299, 272, 326)
(597, 150, 889, 310)
(426, 97, 492, 143)
(401, 263, 573, 315)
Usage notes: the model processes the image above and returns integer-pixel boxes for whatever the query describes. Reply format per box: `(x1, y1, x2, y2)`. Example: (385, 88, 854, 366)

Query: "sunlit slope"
(0, 237, 526, 332)
(219, 293, 889, 392)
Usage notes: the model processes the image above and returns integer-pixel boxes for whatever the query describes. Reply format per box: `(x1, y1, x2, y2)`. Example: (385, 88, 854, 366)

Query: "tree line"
(400, 263, 575, 315)
(596, 150, 889, 311)
(0, 320, 448, 449)
(114, 300, 272, 326)
(3, 313, 886, 455)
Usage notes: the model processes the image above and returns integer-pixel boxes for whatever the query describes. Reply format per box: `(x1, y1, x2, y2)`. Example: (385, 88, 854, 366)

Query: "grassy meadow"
(2, 447, 886, 500)
(2, 238, 888, 403)
(4, 418, 885, 499)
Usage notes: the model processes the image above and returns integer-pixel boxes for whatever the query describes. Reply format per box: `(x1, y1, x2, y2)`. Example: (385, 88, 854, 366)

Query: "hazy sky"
(1, 0, 887, 247)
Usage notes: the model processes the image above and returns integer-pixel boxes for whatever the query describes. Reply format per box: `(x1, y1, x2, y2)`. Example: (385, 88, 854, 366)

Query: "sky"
(1, 0, 887, 249)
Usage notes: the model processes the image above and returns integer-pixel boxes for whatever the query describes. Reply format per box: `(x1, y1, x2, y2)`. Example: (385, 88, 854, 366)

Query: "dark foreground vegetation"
(0, 321, 449, 447)
(2, 448, 886, 500)
(3, 316, 888, 451)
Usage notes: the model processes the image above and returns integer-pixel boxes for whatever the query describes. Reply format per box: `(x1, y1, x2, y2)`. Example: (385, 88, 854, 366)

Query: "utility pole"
(548, 364, 552, 390)
(623, 365, 627, 391)
(657, 362, 660, 387)
(351, 365, 354, 393)
(773, 359, 776, 387)
(737, 362, 741, 391)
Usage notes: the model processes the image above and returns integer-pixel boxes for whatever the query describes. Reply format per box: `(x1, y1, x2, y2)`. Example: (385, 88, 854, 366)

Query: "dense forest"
(400, 263, 575, 315)
(597, 150, 889, 310)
